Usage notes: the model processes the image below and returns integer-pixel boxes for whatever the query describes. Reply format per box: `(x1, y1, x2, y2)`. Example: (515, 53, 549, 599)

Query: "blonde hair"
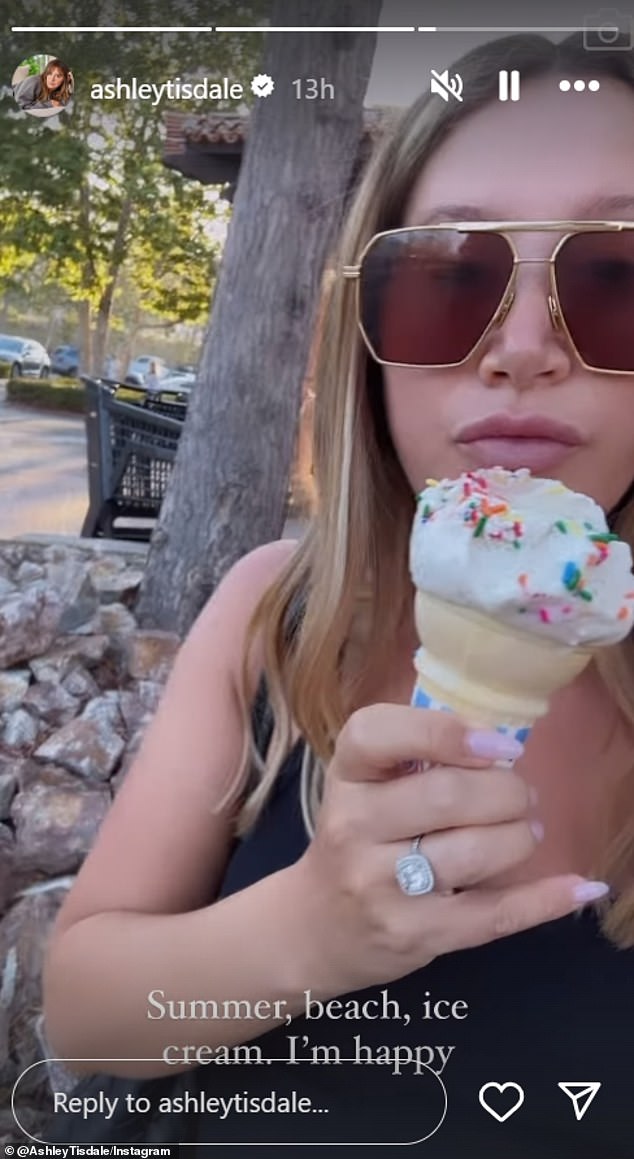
(235, 33, 634, 947)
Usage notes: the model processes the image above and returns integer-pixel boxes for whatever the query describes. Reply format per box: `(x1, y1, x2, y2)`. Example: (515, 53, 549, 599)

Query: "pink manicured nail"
(530, 820, 545, 842)
(466, 730, 524, 761)
(572, 881, 610, 905)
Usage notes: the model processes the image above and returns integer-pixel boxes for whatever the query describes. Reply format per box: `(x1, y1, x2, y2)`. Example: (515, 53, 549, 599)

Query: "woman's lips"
(454, 414, 584, 472)
(458, 436, 579, 472)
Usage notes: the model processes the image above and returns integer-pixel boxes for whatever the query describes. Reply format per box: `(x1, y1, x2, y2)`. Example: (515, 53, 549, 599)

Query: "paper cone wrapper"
(411, 590, 594, 738)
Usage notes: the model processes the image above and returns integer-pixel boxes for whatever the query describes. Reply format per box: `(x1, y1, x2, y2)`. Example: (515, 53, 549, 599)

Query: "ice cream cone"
(413, 590, 594, 731)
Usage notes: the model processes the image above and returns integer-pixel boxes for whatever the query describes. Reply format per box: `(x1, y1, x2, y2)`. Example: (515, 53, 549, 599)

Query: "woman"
(144, 360, 162, 394)
(41, 32, 634, 1157)
(13, 58, 73, 112)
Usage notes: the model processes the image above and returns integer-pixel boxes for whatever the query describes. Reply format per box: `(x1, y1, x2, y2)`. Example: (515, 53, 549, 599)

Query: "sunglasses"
(342, 221, 634, 374)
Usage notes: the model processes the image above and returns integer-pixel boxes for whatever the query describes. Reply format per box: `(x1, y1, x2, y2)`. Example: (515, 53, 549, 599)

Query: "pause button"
(499, 69, 520, 101)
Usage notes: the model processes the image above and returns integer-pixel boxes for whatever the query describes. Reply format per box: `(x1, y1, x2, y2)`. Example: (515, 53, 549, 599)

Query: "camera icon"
(584, 7, 634, 49)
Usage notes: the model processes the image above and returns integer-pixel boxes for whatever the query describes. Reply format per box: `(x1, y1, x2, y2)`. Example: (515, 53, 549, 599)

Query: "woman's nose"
(476, 265, 573, 389)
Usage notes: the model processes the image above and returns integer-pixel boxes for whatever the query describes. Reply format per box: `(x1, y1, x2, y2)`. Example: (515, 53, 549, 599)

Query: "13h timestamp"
(292, 78, 335, 99)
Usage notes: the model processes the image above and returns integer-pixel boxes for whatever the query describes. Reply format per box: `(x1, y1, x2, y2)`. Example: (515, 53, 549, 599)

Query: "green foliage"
(0, 0, 267, 360)
(6, 376, 86, 411)
(0, 362, 10, 377)
(21, 55, 47, 75)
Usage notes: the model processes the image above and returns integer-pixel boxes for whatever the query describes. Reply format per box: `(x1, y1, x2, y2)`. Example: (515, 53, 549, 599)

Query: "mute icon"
(558, 1082, 602, 1121)
(499, 69, 520, 101)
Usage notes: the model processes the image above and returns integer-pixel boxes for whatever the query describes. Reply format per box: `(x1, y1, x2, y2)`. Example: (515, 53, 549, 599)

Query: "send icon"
(558, 1082, 602, 1121)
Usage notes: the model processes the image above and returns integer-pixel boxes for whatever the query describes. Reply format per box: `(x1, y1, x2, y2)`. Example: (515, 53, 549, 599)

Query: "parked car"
(157, 372, 196, 393)
(127, 355, 168, 380)
(51, 344, 80, 376)
(170, 364, 197, 376)
(0, 335, 50, 378)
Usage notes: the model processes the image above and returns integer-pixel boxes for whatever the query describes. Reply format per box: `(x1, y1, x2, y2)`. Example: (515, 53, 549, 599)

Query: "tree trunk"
(78, 300, 92, 375)
(94, 197, 133, 373)
(117, 304, 142, 378)
(93, 293, 112, 375)
(136, 1, 380, 634)
(78, 180, 98, 373)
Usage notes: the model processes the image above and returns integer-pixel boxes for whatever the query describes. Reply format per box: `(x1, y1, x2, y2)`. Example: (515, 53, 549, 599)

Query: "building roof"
(165, 105, 395, 151)
(163, 107, 397, 189)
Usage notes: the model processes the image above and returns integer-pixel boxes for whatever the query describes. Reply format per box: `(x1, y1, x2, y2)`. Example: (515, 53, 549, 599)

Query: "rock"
(117, 684, 160, 735)
(81, 691, 125, 735)
(18, 876, 76, 899)
(0, 889, 69, 1088)
(110, 725, 145, 793)
(0, 585, 62, 669)
(33, 1011, 78, 1095)
(0, 771, 17, 819)
(1, 709, 39, 753)
(0, 824, 15, 912)
(11, 781, 110, 875)
(16, 561, 45, 584)
(1, 1102, 55, 1148)
(0, 541, 27, 573)
(22, 680, 80, 728)
(126, 630, 179, 682)
(137, 679, 163, 713)
(0, 945, 18, 1085)
(34, 717, 125, 781)
(57, 577, 100, 633)
(60, 665, 100, 702)
(96, 601, 138, 638)
(0, 669, 31, 713)
(87, 555, 127, 584)
(0, 535, 188, 1139)
(89, 562, 144, 605)
(17, 758, 85, 793)
(29, 634, 110, 684)
(42, 550, 100, 633)
(0, 576, 15, 599)
(0, 1098, 56, 1145)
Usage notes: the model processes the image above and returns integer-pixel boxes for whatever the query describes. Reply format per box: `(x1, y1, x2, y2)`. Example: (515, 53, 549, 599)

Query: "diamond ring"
(395, 835, 436, 896)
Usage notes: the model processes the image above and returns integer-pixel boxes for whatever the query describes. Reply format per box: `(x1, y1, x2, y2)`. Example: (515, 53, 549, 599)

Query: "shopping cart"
(80, 377, 187, 540)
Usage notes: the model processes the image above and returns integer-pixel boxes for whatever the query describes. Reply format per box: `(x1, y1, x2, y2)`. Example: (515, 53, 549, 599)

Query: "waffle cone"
(413, 590, 594, 730)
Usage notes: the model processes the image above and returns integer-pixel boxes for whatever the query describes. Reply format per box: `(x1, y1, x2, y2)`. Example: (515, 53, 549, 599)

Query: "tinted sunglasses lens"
(359, 229, 514, 365)
(556, 231, 634, 371)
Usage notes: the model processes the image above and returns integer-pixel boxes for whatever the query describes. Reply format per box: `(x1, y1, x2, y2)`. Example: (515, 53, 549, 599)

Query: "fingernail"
(530, 820, 545, 842)
(572, 881, 610, 905)
(465, 729, 525, 761)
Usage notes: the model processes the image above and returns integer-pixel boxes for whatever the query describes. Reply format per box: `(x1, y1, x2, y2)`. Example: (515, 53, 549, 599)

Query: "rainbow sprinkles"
(410, 467, 634, 646)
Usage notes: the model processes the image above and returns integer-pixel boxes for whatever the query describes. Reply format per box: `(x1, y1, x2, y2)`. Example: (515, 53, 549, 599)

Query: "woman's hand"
(290, 703, 604, 997)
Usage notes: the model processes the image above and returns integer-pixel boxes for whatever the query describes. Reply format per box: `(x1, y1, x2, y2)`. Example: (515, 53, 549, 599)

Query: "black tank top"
(205, 677, 634, 1157)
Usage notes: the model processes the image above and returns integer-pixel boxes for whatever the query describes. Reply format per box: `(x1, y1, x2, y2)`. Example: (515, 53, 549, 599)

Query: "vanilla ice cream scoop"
(410, 467, 634, 647)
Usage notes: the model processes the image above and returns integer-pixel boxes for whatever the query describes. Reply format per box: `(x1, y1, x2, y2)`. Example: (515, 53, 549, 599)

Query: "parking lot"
(0, 384, 304, 542)
(0, 385, 88, 539)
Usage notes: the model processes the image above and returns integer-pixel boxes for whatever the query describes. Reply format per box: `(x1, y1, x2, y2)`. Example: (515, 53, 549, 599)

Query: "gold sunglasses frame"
(342, 220, 634, 375)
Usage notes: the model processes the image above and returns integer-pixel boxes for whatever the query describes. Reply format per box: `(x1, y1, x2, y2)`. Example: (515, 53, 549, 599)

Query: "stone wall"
(0, 535, 181, 1144)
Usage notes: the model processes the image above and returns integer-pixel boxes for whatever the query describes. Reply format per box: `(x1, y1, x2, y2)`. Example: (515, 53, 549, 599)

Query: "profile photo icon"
(11, 54, 74, 118)
(583, 7, 634, 49)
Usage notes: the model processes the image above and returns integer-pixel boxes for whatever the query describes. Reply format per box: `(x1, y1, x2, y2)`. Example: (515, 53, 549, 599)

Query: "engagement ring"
(395, 836, 436, 896)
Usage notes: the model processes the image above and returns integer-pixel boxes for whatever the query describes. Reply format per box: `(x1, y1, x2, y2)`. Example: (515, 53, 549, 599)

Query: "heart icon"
(479, 1082, 525, 1122)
